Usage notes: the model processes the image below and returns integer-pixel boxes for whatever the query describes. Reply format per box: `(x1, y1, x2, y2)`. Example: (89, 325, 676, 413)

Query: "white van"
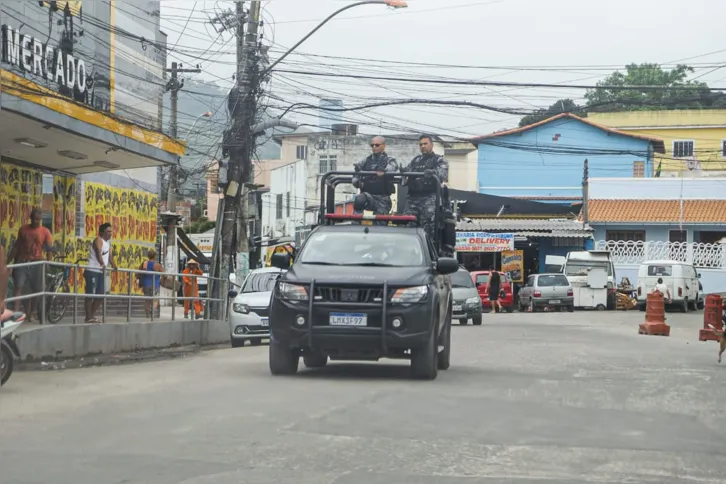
(636, 260, 702, 312)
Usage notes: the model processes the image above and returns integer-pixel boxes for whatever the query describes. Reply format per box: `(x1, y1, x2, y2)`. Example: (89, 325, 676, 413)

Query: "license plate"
(453, 305, 463, 312)
(261, 318, 269, 327)
(329, 313, 367, 326)
(549, 300, 561, 304)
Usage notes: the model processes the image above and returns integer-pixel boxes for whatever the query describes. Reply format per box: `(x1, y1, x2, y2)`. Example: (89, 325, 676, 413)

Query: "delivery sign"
(456, 232, 514, 252)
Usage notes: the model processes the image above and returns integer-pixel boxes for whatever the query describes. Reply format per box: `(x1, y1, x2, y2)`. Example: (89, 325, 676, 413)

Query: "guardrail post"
(222, 278, 229, 322)
(73, 262, 79, 325)
(192, 276, 198, 319)
(171, 273, 177, 321)
(127, 271, 132, 323)
(102, 268, 108, 323)
(40, 261, 47, 325)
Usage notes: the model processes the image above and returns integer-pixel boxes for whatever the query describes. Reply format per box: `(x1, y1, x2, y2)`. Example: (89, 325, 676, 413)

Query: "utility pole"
(163, 61, 201, 274)
(218, 0, 263, 293)
(582, 159, 589, 228)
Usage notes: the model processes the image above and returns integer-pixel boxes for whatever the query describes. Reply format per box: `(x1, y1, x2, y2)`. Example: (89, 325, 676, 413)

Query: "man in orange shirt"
(7, 208, 53, 321)
(182, 259, 203, 319)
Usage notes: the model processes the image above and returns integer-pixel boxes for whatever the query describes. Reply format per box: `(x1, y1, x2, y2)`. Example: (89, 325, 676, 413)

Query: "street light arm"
(263, 1, 403, 76)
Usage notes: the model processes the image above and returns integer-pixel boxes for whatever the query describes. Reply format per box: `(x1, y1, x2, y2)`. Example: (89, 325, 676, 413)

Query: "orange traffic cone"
(639, 292, 670, 336)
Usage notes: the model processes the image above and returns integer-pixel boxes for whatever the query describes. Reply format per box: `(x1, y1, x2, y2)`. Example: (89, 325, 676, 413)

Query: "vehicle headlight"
(279, 282, 308, 301)
(391, 285, 428, 303)
(232, 303, 250, 314)
(465, 297, 479, 304)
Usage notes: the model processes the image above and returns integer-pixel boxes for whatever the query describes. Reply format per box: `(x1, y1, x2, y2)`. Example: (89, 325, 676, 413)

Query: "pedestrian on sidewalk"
(182, 259, 203, 319)
(138, 249, 164, 319)
(84, 223, 116, 323)
(487, 267, 502, 314)
(6, 208, 53, 322)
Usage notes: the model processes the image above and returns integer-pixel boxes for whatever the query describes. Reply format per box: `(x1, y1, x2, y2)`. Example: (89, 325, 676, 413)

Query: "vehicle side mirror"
(698, 273, 702, 278)
(436, 257, 459, 275)
(271, 253, 291, 270)
(227, 290, 238, 299)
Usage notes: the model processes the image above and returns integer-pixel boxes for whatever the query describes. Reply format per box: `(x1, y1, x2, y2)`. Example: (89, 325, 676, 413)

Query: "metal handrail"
(4, 260, 230, 325)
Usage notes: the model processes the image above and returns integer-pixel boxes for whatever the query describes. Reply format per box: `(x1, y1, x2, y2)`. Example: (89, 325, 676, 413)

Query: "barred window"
(673, 141, 694, 158)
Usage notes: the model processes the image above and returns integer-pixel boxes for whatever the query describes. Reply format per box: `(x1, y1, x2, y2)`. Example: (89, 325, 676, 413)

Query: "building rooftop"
(469, 113, 666, 154)
(587, 199, 726, 223)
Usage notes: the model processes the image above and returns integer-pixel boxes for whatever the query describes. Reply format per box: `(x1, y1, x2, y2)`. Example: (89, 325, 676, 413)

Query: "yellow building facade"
(589, 110, 726, 175)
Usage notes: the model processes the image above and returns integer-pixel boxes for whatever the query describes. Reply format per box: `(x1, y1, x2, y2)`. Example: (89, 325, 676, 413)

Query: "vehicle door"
(520, 275, 535, 304)
(688, 265, 699, 301)
(474, 272, 489, 301)
(426, 235, 449, 334)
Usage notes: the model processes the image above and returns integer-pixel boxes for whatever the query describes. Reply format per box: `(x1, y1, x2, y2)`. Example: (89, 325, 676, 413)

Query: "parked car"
(470, 270, 514, 313)
(518, 273, 574, 312)
(229, 267, 286, 347)
(636, 260, 702, 312)
(451, 268, 483, 325)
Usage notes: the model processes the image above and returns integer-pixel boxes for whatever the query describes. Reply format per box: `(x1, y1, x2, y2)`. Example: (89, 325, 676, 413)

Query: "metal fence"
(5, 260, 229, 325)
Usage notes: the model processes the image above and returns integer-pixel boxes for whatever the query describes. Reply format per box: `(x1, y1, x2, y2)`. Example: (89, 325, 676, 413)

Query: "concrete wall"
(16, 319, 230, 362)
(477, 117, 655, 199)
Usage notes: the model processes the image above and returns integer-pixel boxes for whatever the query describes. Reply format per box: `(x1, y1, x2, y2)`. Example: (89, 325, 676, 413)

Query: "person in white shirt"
(84, 223, 117, 323)
(652, 277, 671, 303)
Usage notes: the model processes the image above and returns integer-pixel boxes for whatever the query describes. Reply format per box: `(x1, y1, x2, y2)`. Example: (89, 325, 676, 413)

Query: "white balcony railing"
(595, 240, 726, 268)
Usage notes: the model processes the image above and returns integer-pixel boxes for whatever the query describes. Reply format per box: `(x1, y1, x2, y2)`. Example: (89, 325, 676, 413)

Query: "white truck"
(546, 251, 616, 310)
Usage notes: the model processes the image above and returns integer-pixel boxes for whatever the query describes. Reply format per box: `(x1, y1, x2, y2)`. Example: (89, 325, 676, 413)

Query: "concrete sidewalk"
(14, 305, 230, 362)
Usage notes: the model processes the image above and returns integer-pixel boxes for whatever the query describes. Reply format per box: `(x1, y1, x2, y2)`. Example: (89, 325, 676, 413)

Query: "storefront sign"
(501, 250, 524, 283)
(456, 231, 514, 252)
(1, 24, 88, 93)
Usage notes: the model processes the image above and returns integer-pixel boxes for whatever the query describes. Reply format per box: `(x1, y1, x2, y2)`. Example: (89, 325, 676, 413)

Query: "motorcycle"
(1, 310, 25, 386)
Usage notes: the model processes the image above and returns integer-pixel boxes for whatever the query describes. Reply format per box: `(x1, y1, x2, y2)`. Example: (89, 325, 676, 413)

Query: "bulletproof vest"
(407, 154, 441, 196)
(359, 154, 395, 195)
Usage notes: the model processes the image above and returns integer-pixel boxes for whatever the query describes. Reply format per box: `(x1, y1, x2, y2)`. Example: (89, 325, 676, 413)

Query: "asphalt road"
(2, 310, 726, 483)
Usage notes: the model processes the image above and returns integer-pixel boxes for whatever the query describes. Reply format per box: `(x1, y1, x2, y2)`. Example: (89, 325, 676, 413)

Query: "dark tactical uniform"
(353, 152, 399, 216)
(402, 152, 449, 244)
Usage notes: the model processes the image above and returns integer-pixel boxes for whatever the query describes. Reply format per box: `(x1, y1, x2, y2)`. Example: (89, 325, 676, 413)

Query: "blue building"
(471, 113, 666, 202)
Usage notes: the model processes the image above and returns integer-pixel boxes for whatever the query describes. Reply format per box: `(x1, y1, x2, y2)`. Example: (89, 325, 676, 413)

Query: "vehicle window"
(451, 270, 474, 288)
(565, 261, 612, 276)
(526, 276, 535, 287)
(242, 271, 280, 293)
(500, 272, 509, 283)
(425, 236, 438, 261)
(475, 274, 489, 285)
(647, 265, 672, 277)
(299, 231, 424, 267)
(537, 275, 570, 287)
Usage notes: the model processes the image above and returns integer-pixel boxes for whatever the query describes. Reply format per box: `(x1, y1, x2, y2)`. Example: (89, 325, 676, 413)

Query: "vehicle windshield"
(565, 261, 612, 276)
(647, 265, 672, 276)
(299, 231, 424, 267)
(451, 270, 474, 288)
(537, 275, 570, 287)
(242, 271, 280, 293)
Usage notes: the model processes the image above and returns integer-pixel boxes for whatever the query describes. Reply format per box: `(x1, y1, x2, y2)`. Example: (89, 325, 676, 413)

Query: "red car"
(470, 271, 515, 313)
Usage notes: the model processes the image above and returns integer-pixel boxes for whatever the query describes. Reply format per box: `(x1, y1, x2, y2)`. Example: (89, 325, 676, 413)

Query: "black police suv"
(267, 219, 458, 380)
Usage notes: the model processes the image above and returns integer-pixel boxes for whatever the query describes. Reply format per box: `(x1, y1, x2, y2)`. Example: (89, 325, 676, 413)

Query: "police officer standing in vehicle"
(353, 136, 399, 216)
(402, 134, 449, 243)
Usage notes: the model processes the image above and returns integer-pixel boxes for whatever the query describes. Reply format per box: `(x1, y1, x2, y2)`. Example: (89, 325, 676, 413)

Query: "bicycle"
(45, 257, 87, 324)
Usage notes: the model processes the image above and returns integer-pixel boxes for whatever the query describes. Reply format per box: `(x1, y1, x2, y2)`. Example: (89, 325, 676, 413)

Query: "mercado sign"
(1, 24, 88, 94)
(456, 232, 515, 253)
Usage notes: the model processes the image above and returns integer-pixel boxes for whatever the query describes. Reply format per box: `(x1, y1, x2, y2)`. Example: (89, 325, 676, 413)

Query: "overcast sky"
(161, 0, 726, 138)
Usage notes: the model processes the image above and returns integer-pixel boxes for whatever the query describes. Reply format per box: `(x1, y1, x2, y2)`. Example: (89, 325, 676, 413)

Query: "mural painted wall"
(0, 161, 158, 297)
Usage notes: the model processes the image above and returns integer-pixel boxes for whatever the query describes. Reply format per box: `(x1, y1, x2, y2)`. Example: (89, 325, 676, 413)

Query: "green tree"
(585, 63, 726, 112)
(519, 99, 582, 127)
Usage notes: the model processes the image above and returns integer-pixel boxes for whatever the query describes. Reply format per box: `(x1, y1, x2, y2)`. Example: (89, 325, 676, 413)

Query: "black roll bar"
(318, 171, 442, 226)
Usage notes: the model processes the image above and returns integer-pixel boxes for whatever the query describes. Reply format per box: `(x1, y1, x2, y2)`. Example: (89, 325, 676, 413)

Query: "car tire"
(472, 315, 482, 326)
(231, 338, 245, 348)
(639, 304, 646, 312)
(250, 338, 263, 346)
(269, 341, 299, 375)
(303, 353, 328, 368)
(437, 311, 451, 371)
(1, 344, 14, 386)
(505, 306, 513, 313)
(689, 298, 698, 311)
(459, 318, 468, 325)
(529, 300, 537, 313)
(411, 321, 438, 380)
(681, 299, 688, 313)
(697, 298, 705, 310)
(567, 305, 574, 313)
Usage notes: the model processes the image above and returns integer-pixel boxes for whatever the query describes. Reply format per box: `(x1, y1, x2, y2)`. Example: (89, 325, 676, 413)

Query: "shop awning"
(457, 218, 593, 238)
(0, 70, 184, 175)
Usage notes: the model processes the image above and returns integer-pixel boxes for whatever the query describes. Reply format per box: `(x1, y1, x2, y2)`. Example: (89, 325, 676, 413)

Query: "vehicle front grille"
(251, 307, 270, 317)
(315, 286, 384, 303)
